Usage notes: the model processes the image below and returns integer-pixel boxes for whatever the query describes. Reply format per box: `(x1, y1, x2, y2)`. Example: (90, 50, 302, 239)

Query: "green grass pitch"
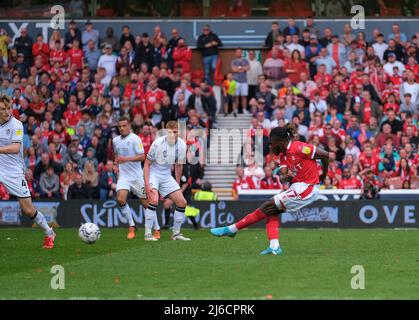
(1, 228, 418, 299)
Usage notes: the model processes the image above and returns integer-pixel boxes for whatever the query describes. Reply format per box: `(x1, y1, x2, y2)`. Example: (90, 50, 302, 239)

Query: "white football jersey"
(0, 116, 25, 176)
(113, 132, 144, 180)
(147, 136, 187, 176)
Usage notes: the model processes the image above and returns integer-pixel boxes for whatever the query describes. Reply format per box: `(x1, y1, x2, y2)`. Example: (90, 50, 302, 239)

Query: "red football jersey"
(67, 48, 84, 69)
(49, 49, 67, 66)
(277, 141, 319, 185)
(339, 177, 363, 189)
(359, 152, 379, 175)
(143, 89, 165, 116)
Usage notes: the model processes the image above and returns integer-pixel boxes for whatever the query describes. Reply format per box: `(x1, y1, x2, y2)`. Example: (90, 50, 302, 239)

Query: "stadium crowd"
(0, 17, 417, 201)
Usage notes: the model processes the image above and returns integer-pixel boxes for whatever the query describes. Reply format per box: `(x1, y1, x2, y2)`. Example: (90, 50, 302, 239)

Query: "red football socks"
(235, 208, 267, 230)
(266, 215, 280, 240)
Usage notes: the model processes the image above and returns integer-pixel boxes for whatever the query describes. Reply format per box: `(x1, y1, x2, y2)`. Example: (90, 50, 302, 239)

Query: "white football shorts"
(273, 182, 320, 213)
(116, 177, 147, 199)
(149, 172, 180, 198)
(0, 173, 31, 198)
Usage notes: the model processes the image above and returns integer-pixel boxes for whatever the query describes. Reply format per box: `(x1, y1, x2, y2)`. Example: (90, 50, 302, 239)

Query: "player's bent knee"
(176, 198, 187, 208)
(259, 199, 283, 216)
(116, 197, 126, 207)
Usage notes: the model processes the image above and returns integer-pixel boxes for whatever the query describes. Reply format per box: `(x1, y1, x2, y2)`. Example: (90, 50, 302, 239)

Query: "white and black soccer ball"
(79, 223, 101, 244)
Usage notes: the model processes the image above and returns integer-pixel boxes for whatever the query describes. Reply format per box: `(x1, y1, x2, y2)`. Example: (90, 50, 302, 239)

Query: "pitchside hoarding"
(1, 200, 417, 229)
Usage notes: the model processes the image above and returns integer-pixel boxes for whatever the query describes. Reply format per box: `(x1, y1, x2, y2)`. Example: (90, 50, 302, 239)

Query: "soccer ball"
(79, 223, 101, 244)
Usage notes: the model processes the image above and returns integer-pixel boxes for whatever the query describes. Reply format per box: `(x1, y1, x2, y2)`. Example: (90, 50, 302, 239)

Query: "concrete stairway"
(204, 113, 253, 200)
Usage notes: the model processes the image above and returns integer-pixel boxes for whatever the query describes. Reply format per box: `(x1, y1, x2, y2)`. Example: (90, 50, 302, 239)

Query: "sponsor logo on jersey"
(15, 129, 23, 136)
(302, 146, 311, 155)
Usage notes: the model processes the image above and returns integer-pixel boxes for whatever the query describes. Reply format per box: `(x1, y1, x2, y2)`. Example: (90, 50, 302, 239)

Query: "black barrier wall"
(0, 200, 417, 229)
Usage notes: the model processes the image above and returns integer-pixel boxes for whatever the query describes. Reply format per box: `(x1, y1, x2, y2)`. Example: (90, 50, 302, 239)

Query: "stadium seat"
(96, 8, 116, 17)
(180, 2, 203, 16)
(386, 7, 402, 16)
(229, 5, 252, 17)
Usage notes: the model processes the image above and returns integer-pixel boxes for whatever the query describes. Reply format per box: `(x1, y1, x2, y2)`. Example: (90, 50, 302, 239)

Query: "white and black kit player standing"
(143, 120, 190, 241)
(113, 116, 150, 239)
(0, 96, 56, 249)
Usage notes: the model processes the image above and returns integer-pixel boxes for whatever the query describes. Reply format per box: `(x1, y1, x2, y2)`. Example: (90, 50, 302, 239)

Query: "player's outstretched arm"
(278, 166, 293, 184)
(313, 147, 330, 182)
(0, 142, 20, 154)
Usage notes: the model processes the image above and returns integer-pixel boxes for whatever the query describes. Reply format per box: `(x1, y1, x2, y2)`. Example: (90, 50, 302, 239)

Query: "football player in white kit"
(113, 116, 150, 239)
(0, 96, 56, 248)
(143, 120, 190, 241)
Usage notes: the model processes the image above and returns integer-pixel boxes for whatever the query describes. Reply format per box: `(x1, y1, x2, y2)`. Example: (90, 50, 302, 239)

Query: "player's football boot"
(144, 233, 158, 241)
(153, 230, 161, 240)
(127, 226, 137, 239)
(171, 233, 191, 241)
(210, 226, 236, 238)
(43, 231, 56, 249)
(260, 247, 283, 256)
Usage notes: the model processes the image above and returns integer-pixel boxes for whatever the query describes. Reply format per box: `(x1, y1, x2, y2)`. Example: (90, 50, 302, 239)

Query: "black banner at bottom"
(0, 200, 417, 229)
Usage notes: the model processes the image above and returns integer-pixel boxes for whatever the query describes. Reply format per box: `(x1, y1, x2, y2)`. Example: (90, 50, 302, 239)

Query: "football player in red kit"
(211, 125, 330, 255)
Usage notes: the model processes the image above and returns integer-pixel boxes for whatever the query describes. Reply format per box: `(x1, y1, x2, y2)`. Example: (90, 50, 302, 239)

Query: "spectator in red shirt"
(64, 102, 82, 128)
(376, 123, 400, 148)
(0, 183, 10, 200)
(338, 167, 363, 189)
(284, 49, 307, 84)
(32, 34, 50, 66)
(172, 38, 192, 75)
(138, 124, 153, 156)
(49, 39, 67, 68)
(232, 165, 256, 200)
(67, 39, 84, 70)
(29, 93, 46, 121)
(359, 144, 380, 174)
(260, 165, 282, 190)
(143, 80, 165, 117)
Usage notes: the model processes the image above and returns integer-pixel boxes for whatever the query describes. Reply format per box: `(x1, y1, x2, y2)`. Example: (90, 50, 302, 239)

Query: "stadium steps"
(204, 113, 252, 200)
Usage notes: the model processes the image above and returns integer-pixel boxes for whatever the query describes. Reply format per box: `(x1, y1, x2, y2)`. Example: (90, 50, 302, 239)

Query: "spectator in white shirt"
(97, 43, 117, 86)
(297, 71, 317, 98)
(372, 33, 388, 64)
(292, 115, 309, 140)
(286, 35, 305, 57)
(400, 70, 419, 105)
(383, 53, 405, 75)
(270, 107, 288, 128)
(246, 50, 263, 100)
(344, 137, 361, 160)
(309, 91, 328, 114)
(256, 111, 272, 129)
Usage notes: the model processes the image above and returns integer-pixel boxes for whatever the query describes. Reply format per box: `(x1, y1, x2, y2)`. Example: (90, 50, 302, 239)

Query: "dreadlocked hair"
(269, 124, 297, 142)
(286, 123, 298, 138)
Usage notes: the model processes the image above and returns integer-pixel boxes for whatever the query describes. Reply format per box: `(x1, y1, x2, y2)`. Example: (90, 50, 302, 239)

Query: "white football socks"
(119, 203, 135, 227)
(153, 213, 160, 231)
(270, 239, 280, 249)
(32, 211, 53, 235)
(228, 224, 238, 233)
(172, 207, 185, 235)
(144, 204, 157, 235)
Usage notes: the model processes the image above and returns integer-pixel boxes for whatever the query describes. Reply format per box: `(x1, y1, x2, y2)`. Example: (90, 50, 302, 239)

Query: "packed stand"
(0, 21, 211, 200)
(232, 18, 418, 199)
